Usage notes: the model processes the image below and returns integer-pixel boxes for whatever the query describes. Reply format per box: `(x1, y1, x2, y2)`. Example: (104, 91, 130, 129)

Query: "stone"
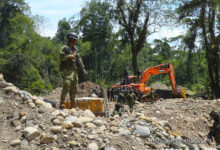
(4, 86, 19, 94)
(0, 97, 3, 104)
(77, 117, 93, 124)
(88, 142, 99, 150)
(0, 74, 3, 81)
(40, 135, 54, 144)
(52, 119, 61, 125)
(35, 99, 45, 107)
(134, 125, 150, 138)
(93, 120, 103, 127)
(15, 125, 22, 132)
(32, 95, 38, 102)
(104, 147, 117, 150)
(72, 120, 83, 128)
(20, 116, 27, 124)
(51, 147, 60, 150)
(20, 140, 29, 150)
(10, 139, 21, 147)
(23, 127, 40, 141)
(68, 140, 77, 148)
(50, 126, 62, 133)
(19, 112, 28, 118)
(83, 109, 96, 119)
(62, 121, 73, 129)
(110, 126, 118, 133)
(119, 130, 131, 136)
(43, 102, 53, 110)
(86, 123, 96, 129)
(65, 115, 78, 123)
(87, 135, 95, 140)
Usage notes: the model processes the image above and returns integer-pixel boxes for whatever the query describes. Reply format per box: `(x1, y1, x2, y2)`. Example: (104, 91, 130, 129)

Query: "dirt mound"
(151, 82, 171, 90)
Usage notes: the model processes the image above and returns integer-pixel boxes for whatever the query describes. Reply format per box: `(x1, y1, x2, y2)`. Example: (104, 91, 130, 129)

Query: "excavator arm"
(140, 62, 185, 98)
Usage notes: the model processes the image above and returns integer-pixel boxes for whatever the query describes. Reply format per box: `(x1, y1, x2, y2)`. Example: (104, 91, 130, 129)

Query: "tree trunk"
(132, 49, 137, 75)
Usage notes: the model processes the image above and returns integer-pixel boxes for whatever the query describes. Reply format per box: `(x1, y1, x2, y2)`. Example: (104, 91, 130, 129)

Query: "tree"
(78, 0, 113, 81)
(177, 0, 220, 98)
(54, 18, 71, 44)
(112, 0, 174, 74)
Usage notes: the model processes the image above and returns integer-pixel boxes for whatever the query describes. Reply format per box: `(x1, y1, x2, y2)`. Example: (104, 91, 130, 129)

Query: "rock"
(0, 97, 3, 104)
(32, 95, 38, 102)
(77, 117, 93, 124)
(20, 140, 29, 150)
(15, 125, 22, 132)
(50, 126, 62, 133)
(40, 135, 54, 144)
(4, 86, 19, 94)
(86, 122, 96, 129)
(83, 109, 96, 119)
(72, 120, 83, 128)
(23, 127, 40, 141)
(0, 74, 3, 81)
(119, 130, 131, 136)
(19, 112, 28, 118)
(88, 142, 99, 150)
(19, 91, 32, 100)
(87, 135, 94, 140)
(35, 99, 45, 107)
(43, 102, 53, 110)
(65, 115, 78, 123)
(51, 147, 60, 150)
(10, 139, 21, 147)
(52, 119, 61, 125)
(62, 121, 73, 129)
(110, 126, 118, 133)
(93, 120, 103, 127)
(68, 140, 77, 148)
(134, 125, 151, 138)
(104, 147, 117, 150)
(20, 116, 27, 124)
(38, 107, 47, 113)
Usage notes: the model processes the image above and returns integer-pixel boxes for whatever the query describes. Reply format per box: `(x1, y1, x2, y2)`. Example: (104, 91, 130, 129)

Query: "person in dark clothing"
(107, 87, 111, 100)
(99, 86, 104, 98)
(123, 69, 129, 84)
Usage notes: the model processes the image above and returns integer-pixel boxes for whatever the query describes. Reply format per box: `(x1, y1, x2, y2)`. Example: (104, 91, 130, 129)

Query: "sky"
(25, 0, 185, 40)
(25, 0, 89, 37)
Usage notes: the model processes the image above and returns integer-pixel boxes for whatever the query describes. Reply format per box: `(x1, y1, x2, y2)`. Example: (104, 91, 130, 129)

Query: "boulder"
(88, 142, 99, 150)
(134, 125, 151, 138)
(4, 86, 19, 94)
(62, 121, 73, 129)
(50, 126, 62, 133)
(23, 127, 40, 141)
(77, 117, 93, 124)
(83, 109, 96, 119)
(10, 139, 21, 147)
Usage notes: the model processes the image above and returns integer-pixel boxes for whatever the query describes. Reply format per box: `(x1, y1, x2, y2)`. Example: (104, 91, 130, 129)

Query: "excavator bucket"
(176, 87, 186, 98)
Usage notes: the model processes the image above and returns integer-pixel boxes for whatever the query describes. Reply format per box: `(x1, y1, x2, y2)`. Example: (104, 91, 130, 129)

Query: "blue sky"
(25, 0, 185, 40)
(25, 0, 89, 37)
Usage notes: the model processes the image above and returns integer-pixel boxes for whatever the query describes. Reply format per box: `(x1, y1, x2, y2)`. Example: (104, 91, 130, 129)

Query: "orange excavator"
(112, 62, 186, 99)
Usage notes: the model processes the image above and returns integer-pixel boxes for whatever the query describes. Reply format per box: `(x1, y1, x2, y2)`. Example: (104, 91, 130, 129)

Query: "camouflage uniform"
(118, 89, 125, 104)
(112, 103, 124, 116)
(127, 90, 136, 113)
(208, 110, 220, 149)
(59, 33, 87, 109)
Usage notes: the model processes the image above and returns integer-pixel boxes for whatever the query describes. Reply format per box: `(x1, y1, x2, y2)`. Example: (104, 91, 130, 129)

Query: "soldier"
(127, 89, 136, 113)
(118, 88, 125, 104)
(112, 103, 124, 117)
(110, 88, 114, 102)
(107, 87, 111, 100)
(92, 87, 98, 96)
(207, 109, 220, 149)
(59, 32, 87, 109)
(137, 90, 143, 102)
(123, 69, 129, 84)
(99, 86, 104, 98)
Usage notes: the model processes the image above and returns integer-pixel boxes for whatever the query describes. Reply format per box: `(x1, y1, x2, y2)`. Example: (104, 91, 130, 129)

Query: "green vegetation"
(0, 0, 219, 98)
